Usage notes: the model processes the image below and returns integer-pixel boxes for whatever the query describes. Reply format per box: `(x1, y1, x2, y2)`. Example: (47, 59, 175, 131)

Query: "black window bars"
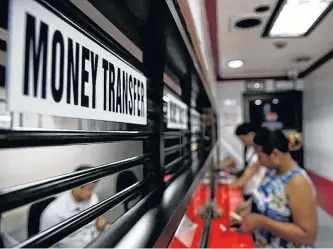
(0, 154, 152, 214)
(0, 130, 153, 148)
(0, 0, 219, 248)
(15, 174, 154, 248)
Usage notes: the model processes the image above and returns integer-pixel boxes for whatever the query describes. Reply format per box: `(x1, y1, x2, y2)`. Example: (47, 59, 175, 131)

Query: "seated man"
(40, 165, 110, 248)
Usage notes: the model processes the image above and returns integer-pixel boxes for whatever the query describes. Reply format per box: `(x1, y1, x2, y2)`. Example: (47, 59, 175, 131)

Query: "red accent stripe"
(307, 170, 333, 216)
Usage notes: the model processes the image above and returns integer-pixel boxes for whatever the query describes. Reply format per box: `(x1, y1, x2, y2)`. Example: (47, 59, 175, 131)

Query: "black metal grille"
(0, 0, 219, 248)
(0, 154, 152, 213)
(16, 174, 153, 248)
(0, 130, 153, 148)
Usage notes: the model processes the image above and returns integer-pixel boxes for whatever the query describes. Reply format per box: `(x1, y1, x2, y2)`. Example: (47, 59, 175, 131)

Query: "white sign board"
(166, 93, 188, 130)
(174, 215, 198, 247)
(7, 0, 147, 125)
(276, 81, 294, 91)
(191, 108, 201, 133)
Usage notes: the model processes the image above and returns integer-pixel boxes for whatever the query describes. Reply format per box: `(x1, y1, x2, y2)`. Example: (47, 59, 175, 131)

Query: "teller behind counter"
(40, 165, 111, 248)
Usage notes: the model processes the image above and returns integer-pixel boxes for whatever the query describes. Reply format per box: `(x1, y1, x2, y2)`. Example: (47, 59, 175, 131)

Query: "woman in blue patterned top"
(238, 130, 317, 248)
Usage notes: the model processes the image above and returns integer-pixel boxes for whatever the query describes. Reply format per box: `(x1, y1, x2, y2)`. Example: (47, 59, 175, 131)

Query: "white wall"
(303, 59, 333, 246)
(216, 81, 245, 164)
(303, 59, 333, 180)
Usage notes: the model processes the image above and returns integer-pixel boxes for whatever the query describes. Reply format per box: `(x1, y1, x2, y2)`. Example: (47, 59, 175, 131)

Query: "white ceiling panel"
(217, 0, 333, 79)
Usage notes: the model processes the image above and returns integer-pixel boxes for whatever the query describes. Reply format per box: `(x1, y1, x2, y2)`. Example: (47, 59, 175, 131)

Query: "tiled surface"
(316, 207, 333, 247)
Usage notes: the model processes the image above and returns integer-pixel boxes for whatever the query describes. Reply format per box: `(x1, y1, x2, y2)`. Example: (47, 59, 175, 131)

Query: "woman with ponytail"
(236, 129, 317, 248)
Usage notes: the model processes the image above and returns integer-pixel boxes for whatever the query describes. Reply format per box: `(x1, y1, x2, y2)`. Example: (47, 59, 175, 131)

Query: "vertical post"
(216, 111, 221, 164)
(210, 164, 216, 211)
(199, 114, 204, 165)
(142, 0, 167, 184)
(182, 62, 192, 168)
(210, 111, 216, 203)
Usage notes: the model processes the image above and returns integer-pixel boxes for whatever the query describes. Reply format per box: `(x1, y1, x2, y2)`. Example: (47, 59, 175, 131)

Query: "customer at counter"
(224, 123, 268, 201)
(237, 129, 317, 248)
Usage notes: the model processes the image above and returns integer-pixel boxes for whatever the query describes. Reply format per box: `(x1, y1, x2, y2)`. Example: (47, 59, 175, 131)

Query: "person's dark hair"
(74, 165, 99, 184)
(235, 122, 266, 136)
(254, 129, 289, 155)
(116, 171, 138, 212)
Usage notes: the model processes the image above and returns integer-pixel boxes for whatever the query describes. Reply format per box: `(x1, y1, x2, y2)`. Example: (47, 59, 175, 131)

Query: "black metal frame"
(262, 0, 333, 38)
(0, 130, 153, 148)
(198, 152, 216, 248)
(153, 143, 217, 248)
(0, 0, 219, 248)
(199, 203, 213, 248)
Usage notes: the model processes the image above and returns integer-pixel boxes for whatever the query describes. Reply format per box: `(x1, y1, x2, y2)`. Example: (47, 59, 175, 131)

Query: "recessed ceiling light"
(255, 100, 262, 106)
(268, 0, 333, 37)
(228, 60, 244, 69)
(224, 99, 236, 106)
(254, 83, 261, 89)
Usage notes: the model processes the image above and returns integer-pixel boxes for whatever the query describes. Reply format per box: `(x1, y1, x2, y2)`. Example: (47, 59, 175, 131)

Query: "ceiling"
(205, 0, 333, 81)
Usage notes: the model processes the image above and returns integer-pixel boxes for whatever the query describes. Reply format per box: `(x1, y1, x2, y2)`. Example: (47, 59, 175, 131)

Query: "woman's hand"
(234, 198, 252, 218)
(219, 157, 237, 169)
(239, 213, 264, 233)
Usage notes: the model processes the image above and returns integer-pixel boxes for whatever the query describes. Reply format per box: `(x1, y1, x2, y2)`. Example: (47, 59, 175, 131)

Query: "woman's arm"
(273, 174, 317, 244)
(219, 157, 237, 169)
(241, 174, 317, 245)
(230, 161, 261, 188)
